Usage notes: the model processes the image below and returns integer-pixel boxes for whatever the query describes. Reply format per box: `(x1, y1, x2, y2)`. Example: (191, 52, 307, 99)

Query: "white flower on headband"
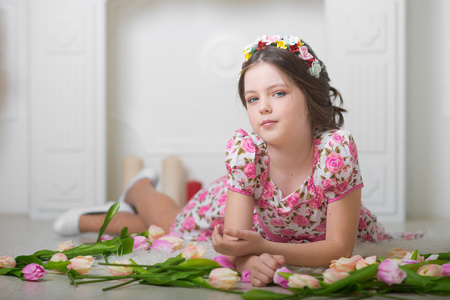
(309, 59, 322, 78)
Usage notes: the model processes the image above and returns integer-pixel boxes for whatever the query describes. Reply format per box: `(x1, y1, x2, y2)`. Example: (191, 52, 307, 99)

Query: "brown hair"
(238, 43, 346, 130)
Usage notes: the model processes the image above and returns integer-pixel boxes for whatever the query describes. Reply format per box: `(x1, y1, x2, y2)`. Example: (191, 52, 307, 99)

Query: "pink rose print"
(331, 132, 345, 145)
(349, 140, 358, 161)
(293, 215, 310, 227)
(313, 234, 326, 241)
(279, 229, 296, 237)
(270, 218, 285, 227)
(197, 190, 208, 202)
(210, 217, 224, 229)
(257, 199, 270, 209)
(296, 233, 314, 242)
(312, 147, 320, 166)
(322, 178, 337, 191)
(325, 152, 344, 174)
(285, 193, 300, 208)
(313, 138, 321, 145)
(220, 206, 226, 217)
(316, 221, 327, 232)
(226, 138, 235, 151)
(196, 230, 212, 241)
(244, 162, 257, 179)
(236, 129, 247, 136)
(275, 208, 291, 218)
(211, 186, 221, 196)
(226, 163, 232, 174)
(307, 177, 315, 192)
(182, 200, 196, 214)
(241, 138, 256, 153)
(358, 217, 367, 230)
(182, 216, 196, 230)
(333, 180, 349, 195)
(263, 181, 275, 199)
(260, 170, 268, 185)
(217, 193, 227, 206)
(198, 204, 211, 217)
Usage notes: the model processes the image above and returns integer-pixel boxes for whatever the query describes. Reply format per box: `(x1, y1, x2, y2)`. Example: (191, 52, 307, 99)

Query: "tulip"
(417, 264, 442, 277)
(241, 270, 251, 283)
(181, 242, 207, 259)
(403, 251, 424, 262)
(213, 255, 235, 269)
(151, 239, 174, 253)
(56, 240, 75, 252)
(441, 263, 450, 276)
(377, 259, 406, 286)
(67, 255, 95, 275)
(100, 234, 114, 241)
(322, 268, 350, 284)
(0, 255, 16, 268)
(50, 253, 68, 262)
(355, 256, 377, 270)
(22, 263, 45, 281)
(148, 225, 166, 242)
(158, 235, 184, 251)
(208, 268, 240, 290)
(387, 247, 411, 259)
(108, 260, 134, 276)
(329, 257, 356, 273)
(287, 274, 320, 289)
(132, 236, 150, 251)
(273, 267, 293, 288)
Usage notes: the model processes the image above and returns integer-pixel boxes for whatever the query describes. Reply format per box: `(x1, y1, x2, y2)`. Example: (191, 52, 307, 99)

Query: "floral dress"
(170, 128, 386, 242)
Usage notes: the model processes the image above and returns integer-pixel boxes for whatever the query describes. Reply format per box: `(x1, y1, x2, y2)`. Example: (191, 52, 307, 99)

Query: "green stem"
(102, 279, 139, 291)
(71, 279, 115, 285)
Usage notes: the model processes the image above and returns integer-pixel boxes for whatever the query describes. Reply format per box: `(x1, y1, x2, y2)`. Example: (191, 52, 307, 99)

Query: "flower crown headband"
(242, 35, 322, 78)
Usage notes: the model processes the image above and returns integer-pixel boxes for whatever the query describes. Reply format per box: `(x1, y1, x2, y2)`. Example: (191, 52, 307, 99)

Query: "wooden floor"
(0, 215, 449, 300)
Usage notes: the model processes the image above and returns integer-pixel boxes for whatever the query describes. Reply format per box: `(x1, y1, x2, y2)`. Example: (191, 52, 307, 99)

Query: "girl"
(54, 35, 386, 287)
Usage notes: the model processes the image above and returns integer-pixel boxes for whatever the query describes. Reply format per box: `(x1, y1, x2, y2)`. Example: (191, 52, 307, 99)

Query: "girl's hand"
(212, 225, 265, 257)
(249, 253, 285, 287)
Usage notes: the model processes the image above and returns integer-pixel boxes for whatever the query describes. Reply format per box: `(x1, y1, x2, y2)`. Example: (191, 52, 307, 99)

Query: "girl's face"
(243, 62, 311, 147)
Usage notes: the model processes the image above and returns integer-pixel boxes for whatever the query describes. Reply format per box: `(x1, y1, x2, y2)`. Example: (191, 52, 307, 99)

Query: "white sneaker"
(53, 168, 159, 236)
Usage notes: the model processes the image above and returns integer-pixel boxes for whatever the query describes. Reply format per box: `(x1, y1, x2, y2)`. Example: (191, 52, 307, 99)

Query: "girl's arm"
(214, 188, 362, 267)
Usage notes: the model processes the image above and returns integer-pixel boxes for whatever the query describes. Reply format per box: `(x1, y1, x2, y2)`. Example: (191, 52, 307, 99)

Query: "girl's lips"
(262, 120, 277, 127)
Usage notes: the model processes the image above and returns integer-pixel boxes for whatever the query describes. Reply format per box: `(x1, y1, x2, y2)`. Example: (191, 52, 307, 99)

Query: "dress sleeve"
(317, 130, 364, 203)
(224, 129, 259, 197)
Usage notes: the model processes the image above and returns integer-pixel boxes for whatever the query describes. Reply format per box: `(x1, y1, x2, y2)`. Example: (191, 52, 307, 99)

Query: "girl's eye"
(247, 97, 258, 104)
(274, 91, 286, 97)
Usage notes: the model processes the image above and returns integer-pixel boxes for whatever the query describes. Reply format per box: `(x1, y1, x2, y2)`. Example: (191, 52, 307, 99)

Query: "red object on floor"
(187, 180, 202, 202)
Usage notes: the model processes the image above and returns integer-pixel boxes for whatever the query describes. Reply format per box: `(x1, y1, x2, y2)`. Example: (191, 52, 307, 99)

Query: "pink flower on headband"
(262, 35, 280, 45)
(298, 46, 314, 60)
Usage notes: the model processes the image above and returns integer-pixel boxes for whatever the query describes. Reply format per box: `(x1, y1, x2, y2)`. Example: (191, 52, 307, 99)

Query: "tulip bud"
(22, 263, 45, 281)
(67, 255, 95, 275)
(181, 242, 207, 260)
(0, 255, 16, 268)
(56, 240, 75, 252)
(355, 256, 377, 270)
(287, 274, 320, 289)
(50, 253, 68, 262)
(417, 264, 442, 277)
(108, 260, 134, 276)
(158, 235, 184, 251)
(148, 225, 166, 242)
(441, 263, 450, 276)
(377, 259, 406, 286)
(208, 268, 239, 290)
(329, 257, 356, 273)
(323, 268, 350, 284)
(132, 236, 150, 251)
(273, 267, 293, 288)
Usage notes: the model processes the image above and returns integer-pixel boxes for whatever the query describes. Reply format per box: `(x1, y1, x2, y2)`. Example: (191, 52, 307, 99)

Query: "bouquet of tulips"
(1, 203, 449, 299)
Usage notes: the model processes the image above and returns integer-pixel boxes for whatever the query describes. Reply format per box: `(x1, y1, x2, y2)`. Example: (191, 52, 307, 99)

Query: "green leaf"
(44, 261, 71, 272)
(0, 268, 23, 278)
(14, 255, 44, 268)
(96, 202, 120, 243)
(137, 270, 205, 285)
(178, 258, 220, 268)
(241, 289, 292, 300)
(33, 249, 57, 260)
(117, 237, 134, 256)
(120, 227, 128, 239)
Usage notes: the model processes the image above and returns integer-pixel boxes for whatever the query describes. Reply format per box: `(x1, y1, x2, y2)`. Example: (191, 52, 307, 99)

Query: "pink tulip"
(0, 255, 16, 268)
(108, 260, 134, 276)
(208, 268, 240, 290)
(387, 247, 411, 259)
(22, 263, 45, 281)
(417, 264, 442, 277)
(100, 234, 114, 241)
(355, 256, 377, 270)
(151, 239, 174, 253)
(56, 240, 75, 252)
(50, 253, 68, 262)
(148, 225, 166, 242)
(288, 274, 320, 289)
(441, 263, 450, 276)
(241, 270, 251, 283)
(67, 255, 95, 275)
(158, 235, 184, 251)
(273, 267, 293, 288)
(329, 257, 356, 273)
(213, 255, 235, 269)
(377, 259, 406, 286)
(132, 236, 150, 251)
(323, 268, 350, 284)
(181, 242, 207, 259)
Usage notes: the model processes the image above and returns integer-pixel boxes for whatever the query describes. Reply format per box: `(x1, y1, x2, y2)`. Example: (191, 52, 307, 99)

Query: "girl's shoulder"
(313, 128, 355, 148)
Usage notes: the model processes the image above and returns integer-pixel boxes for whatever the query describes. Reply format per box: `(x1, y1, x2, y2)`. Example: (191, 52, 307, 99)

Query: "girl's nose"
(259, 98, 272, 114)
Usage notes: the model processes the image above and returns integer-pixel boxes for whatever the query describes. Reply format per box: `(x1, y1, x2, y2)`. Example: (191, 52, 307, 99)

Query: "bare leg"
(79, 178, 182, 234)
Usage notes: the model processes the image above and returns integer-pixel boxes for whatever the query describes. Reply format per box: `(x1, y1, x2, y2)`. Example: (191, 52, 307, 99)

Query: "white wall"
(406, 0, 450, 218)
(0, 0, 449, 219)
